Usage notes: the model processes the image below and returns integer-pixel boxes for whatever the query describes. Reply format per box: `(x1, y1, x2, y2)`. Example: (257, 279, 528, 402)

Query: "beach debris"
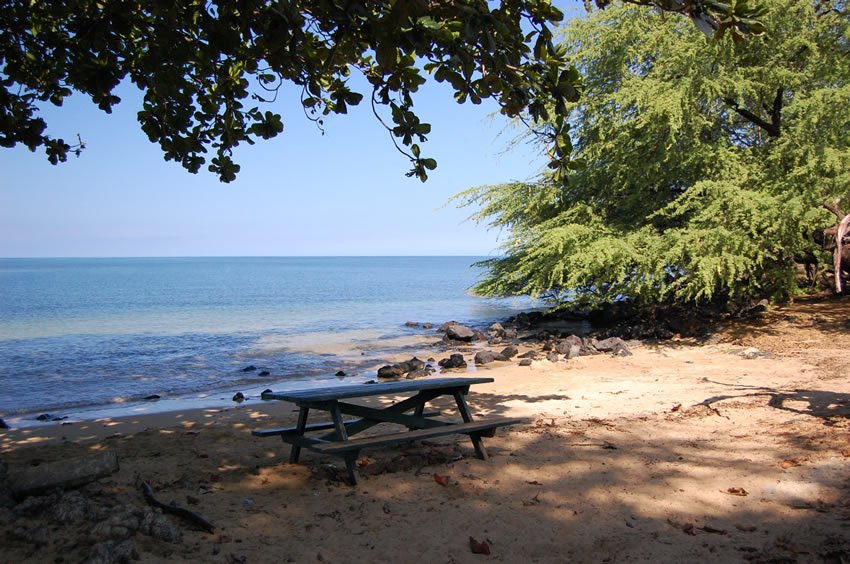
(469, 536, 491, 555)
(523, 492, 542, 506)
(335, 370, 346, 377)
(258, 370, 270, 377)
(433, 473, 450, 486)
(671, 403, 682, 412)
(382, 502, 391, 514)
(780, 458, 803, 469)
(232, 392, 245, 402)
(0, 418, 8, 429)
(725, 487, 749, 496)
(700, 524, 728, 535)
(241, 365, 257, 372)
(667, 518, 697, 536)
(444, 323, 475, 342)
(241, 498, 253, 509)
(141, 480, 215, 533)
(438, 353, 467, 370)
(143, 394, 161, 401)
(7, 450, 119, 498)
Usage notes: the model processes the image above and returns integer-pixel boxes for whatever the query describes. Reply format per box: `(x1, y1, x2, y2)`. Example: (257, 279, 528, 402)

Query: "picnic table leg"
(289, 406, 310, 464)
(329, 402, 359, 485)
(453, 392, 489, 460)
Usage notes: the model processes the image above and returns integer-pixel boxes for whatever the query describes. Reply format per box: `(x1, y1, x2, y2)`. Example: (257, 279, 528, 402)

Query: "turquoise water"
(0, 257, 528, 420)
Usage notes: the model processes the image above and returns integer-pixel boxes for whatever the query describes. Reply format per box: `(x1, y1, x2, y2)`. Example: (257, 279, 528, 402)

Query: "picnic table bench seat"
(254, 377, 522, 484)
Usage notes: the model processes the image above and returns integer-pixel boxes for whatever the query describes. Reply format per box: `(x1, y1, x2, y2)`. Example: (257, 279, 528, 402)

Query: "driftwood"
(8, 450, 119, 497)
(141, 480, 215, 533)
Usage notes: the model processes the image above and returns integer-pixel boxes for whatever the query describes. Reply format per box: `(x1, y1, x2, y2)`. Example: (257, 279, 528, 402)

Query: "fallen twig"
(141, 480, 215, 533)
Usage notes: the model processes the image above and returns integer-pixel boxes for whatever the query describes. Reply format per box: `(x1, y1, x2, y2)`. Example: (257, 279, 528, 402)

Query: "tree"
(456, 0, 850, 309)
(0, 0, 766, 182)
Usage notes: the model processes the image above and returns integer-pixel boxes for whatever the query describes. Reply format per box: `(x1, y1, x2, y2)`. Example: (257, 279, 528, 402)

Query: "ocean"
(0, 257, 530, 425)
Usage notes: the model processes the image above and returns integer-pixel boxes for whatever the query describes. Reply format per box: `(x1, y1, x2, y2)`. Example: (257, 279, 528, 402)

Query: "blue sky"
(0, 70, 548, 258)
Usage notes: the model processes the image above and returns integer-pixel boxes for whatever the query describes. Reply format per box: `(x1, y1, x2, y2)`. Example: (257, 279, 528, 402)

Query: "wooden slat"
(312, 417, 524, 454)
(251, 410, 442, 437)
(263, 377, 494, 403)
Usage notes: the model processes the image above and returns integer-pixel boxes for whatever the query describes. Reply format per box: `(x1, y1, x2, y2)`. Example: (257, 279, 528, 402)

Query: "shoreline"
(1, 296, 849, 562)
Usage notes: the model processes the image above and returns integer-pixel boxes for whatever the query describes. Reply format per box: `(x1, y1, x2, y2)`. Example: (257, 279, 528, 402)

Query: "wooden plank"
(338, 403, 451, 430)
(251, 410, 442, 437)
(313, 417, 524, 455)
(263, 377, 494, 403)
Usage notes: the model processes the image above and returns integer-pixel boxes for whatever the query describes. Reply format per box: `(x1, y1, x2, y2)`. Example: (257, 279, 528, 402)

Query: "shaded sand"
(1, 296, 849, 562)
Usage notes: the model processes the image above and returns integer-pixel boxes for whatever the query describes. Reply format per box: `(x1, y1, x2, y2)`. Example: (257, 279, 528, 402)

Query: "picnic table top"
(263, 377, 494, 403)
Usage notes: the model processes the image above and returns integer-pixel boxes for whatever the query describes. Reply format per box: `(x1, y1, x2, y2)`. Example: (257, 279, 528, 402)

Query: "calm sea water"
(0, 257, 529, 422)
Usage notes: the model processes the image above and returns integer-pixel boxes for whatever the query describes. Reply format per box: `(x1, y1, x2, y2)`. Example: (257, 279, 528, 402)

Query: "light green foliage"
(0, 0, 766, 182)
(458, 0, 850, 308)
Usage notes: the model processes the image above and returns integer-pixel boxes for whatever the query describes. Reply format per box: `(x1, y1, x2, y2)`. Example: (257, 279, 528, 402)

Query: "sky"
(0, 69, 549, 258)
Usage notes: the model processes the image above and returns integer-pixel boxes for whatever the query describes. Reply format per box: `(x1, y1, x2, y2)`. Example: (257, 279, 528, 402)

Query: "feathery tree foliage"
(457, 0, 850, 309)
(1, 0, 767, 182)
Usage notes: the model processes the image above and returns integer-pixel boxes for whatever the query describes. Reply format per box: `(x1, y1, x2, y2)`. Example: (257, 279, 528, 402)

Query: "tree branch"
(724, 87, 783, 138)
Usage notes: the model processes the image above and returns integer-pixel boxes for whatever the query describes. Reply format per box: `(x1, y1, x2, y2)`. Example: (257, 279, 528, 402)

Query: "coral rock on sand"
(445, 324, 475, 342)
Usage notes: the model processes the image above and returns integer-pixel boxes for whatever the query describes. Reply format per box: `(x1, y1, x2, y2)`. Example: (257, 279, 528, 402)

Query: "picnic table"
(253, 377, 522, 484)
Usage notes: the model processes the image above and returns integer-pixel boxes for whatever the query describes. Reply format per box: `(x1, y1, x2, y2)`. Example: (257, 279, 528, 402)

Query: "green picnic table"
(253, 377, 522, 484)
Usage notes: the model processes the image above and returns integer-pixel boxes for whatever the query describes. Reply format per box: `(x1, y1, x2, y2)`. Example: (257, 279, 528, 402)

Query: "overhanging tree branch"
(724, 87, 784, 138)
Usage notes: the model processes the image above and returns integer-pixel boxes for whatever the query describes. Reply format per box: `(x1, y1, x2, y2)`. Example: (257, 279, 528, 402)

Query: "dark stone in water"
(404, 321, 420, 327)
(438, 353, 467, 369)
(144, 395, 161, 401)
(422, 322, 434, 329)
(232, 392, 246, 402)
(36, 414, 52, 421)
(0, 418, 8, 429)
(258, 371, 270, 376)
(51, 416, 68, 422)
(242, 365, 257, 372)
(377, 365, 405, 379)
(335, 370, 346, 377)
(261, 389, 273, 399)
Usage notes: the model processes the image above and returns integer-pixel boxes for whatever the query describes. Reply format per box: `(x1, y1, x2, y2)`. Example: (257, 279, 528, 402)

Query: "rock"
(445, 324, 475, 342)
(546, 352, 561, 363)
(49, 490, 89, 524)
(397, 357, 425, 373)
(518, 350, 539, 359)
(422, 322, 434, 329)
(437, 354, 467, 369)
(594, 337, 632, 356)
(740, 347, 764, 359)
(377, 365, 404, 379)
(406, 368, 432, 379)
(438, 321, 460, 332)
(564, 345, 582, 359)
(473, 330, 488, 341)
(143, 395, 161, 401)
(404, 321, 419, 327)
(555, 335, 583, 355)
(84, 540, 138, 564)
(503, 327, 518, 340)
(36, 413, 52, 421)
(488, 322, 505, 336)
(335, 370, 346, 377)
(0, 417, 8, 429)
(241, 365, 257, 372)
(14, 524, 50, 547)
(258, 370, 270, 376)
(139, 507, 183, 543)
(232, 392, 246, 402)
(518, 359, 533, 367)
(499, 345, 519, 359)
(474, 351, 499, 365)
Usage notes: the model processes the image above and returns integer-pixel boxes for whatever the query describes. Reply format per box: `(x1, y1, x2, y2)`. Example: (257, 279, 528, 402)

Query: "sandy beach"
(1, 296, 848, 563)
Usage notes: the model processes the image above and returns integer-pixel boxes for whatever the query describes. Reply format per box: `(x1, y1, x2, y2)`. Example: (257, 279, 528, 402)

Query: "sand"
(1, 296, 848, 563)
